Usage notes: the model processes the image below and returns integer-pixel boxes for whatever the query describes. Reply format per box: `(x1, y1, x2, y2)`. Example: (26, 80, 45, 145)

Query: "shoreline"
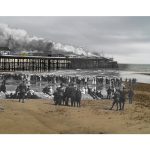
(136, 73, 150, 76)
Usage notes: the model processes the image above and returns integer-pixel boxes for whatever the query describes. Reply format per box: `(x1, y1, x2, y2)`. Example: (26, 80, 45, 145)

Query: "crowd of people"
(53, 83, 82, 107)
(0, 73, 136, 110)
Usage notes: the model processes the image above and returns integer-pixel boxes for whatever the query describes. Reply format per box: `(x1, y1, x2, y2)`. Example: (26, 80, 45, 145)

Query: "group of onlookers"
(0, 73, 136, 110)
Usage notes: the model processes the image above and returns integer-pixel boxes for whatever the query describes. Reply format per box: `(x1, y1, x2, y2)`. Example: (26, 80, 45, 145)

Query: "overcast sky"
(0, 16, 150, 64)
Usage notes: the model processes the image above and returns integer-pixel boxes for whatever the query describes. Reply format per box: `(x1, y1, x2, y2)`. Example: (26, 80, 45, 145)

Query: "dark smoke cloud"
(0, 24, 53, 53)
(0, 23, 95, 56)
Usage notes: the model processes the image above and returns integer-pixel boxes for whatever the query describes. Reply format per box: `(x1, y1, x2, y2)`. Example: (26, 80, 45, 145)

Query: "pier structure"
(69, 57, 118, 69)
(0, 55, 70, 72)
(0, 55, 118, 71)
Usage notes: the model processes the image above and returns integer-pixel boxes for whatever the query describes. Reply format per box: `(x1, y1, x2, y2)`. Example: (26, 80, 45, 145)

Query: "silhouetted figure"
(107, 87, 111, 99)
(128, 88, 134, 104)
(75, 88, 82, 107)
(53, 89, 59, 105)
(110, 90, 120, 111)
(17, 81, 27, 103)
(0, 80, 6, 93)
(56, 83, 65, 105)
(119, 89, 126, 110)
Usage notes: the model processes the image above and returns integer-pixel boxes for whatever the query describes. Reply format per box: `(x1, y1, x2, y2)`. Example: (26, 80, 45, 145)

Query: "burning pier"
(0, 55, 118, 71)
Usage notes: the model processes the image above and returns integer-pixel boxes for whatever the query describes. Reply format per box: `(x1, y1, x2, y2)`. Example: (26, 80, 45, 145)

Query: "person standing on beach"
(0, 79, 6, 93)
(49, 86, 54, 96)
(109, 90, 120, 111)
(57, 83, 65, 105)
(119, 89, 126, 110)
(107, 87, 111, 99)
(64, 83, 76, 106)
(18, 80, 27, 103)
(128, 88, 134, 104)
(75, 87, 82, 107)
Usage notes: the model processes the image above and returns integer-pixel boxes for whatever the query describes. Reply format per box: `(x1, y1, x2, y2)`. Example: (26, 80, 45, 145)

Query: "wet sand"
(0, 83, 149, 134)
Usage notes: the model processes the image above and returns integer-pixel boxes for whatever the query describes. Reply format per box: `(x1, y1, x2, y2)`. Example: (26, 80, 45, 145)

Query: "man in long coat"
(17, 81, 27, 103)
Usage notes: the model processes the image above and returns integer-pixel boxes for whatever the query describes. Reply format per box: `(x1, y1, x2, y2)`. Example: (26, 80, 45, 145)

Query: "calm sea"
(118, 64, 150, 84)
(119, 64, 150, 72)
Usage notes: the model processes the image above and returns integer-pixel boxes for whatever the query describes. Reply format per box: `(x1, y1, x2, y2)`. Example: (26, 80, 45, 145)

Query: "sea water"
(119, 64, 150, 83)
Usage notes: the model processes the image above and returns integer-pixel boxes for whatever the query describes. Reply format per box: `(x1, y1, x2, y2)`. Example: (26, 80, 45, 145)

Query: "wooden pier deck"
(0, 55, 118, 71)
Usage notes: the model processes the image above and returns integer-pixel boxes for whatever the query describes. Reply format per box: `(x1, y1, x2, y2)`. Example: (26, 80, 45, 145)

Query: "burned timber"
(0, 55, 118, 71)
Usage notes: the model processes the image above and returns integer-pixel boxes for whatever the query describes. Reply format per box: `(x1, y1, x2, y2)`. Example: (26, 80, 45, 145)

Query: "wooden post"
(48, 59, 50, 71)
(8, 58, 10, 71)
(39, 59, 41, 72)
(53, 60, 55, 70)
(43, 59, 45, 71)
(0, 58, 1, 71)
(25, 59, 27, 71)
(67, 59, 69, 69)
(29, 58, 31, 71)
(4, 58, 6, 71)
(19, 58, 21, 71)
(16, 58, 18, 70)
(56, 59, 59, 69)
(2, 58, 3, 70)
(32, 59, 34, 71)
(22, 58, 24, 71)
(14, 58, 15, 71)
(38, 59, 40, 71)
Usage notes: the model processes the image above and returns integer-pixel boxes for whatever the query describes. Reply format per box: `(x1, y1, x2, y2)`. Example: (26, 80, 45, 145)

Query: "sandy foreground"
(0, 83, 149, 134)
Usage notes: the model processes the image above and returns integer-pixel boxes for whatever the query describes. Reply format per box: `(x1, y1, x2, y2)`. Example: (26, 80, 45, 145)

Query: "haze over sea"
(46, 64, 150, 84)
(42, 64, 150, 84)
(118, 64, 150, 84)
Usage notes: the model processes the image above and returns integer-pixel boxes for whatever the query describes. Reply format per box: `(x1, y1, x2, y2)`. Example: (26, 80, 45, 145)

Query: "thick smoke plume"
(0, 24, 53, 53)
(53, 43, 96, 56)
(0, 23, 96, 56)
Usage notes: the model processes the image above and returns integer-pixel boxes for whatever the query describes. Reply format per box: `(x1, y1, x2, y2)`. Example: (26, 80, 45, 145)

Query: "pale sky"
(0, 16, 150, 64)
